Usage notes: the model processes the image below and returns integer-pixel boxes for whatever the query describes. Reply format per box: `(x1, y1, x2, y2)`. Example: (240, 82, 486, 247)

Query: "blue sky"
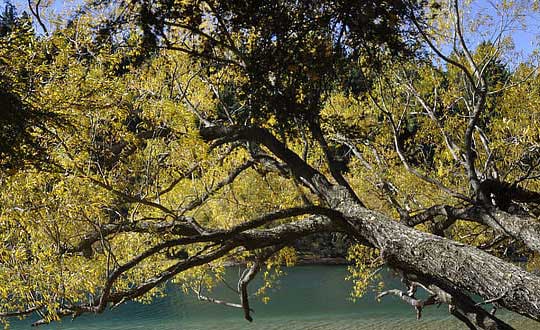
(512, 22, 540, 56)
(9, 0, 540, 61)
(466, 0, 540, 62)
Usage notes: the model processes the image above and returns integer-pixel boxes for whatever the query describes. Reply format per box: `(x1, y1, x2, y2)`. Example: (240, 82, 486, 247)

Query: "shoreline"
(223, 256, 349, 267)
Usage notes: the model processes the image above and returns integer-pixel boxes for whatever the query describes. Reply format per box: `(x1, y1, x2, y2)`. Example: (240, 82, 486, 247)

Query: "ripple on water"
(157, 315, 538, 330)
(9, 266, 540, 330)
(12, 313, 539, 330)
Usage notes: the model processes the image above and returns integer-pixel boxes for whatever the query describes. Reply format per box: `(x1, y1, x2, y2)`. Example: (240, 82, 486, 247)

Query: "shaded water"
(11, 266, 538, 329)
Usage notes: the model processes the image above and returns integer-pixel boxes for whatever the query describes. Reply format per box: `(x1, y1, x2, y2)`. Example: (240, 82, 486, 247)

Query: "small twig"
(475, 292, 507, 307)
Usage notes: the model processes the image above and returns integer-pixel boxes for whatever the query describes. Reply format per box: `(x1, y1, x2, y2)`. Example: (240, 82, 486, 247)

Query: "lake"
(10, 265, 538, 329)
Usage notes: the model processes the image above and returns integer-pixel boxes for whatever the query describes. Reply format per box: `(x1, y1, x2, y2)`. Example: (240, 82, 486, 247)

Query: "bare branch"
(382, 99, 473, 203)
(0, 305, 41, 318)
(402, 78, 463, 165)
(180, 159, 254, 213)
(238, 246, 282, 321)
(377, 289, 437, 319)
(27, 0, 48, 35)
(409, 11, 476, 88)
(195, 291, 243, 309)
(453, 0, 481, 86)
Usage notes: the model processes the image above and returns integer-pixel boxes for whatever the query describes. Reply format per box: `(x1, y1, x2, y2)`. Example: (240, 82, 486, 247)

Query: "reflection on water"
(11, 266, 538, 329)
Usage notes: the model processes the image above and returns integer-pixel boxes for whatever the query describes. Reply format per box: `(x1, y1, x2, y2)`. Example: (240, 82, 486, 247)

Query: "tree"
(0, 2, 63, 170)
(1, 1, 540, 329)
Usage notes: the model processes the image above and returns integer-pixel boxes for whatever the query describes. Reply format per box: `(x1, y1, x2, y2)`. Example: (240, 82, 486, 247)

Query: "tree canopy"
(1, 1, 540, 329)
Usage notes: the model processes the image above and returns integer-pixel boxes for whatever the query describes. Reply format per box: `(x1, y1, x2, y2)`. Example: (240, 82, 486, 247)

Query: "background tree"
(0, 2, 65, 170)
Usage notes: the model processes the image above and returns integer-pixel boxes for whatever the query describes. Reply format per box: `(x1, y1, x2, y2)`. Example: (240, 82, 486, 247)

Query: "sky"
(7, 0, 540, 62)
(511, 22, 540, 57)
(466, 0, 540, 62)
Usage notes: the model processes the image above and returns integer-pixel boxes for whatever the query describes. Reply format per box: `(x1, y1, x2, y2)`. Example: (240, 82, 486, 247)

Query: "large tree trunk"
(328, 185, 540, 328)
(236, 193, 534, 329)
(200, 125, 540, 329)
(467, 207, 540, 253)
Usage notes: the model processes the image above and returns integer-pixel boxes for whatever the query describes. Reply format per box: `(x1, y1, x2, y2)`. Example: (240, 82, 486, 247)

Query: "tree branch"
(309, 119, 365, 207)
(238, 246, 282, 321)
(180, 159, 254, 213)
(200, 125, 336, 203)
(0, 305, 41, 318)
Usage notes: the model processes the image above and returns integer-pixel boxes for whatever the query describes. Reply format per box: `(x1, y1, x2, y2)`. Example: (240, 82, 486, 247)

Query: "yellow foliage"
(346, 245, 383, 301)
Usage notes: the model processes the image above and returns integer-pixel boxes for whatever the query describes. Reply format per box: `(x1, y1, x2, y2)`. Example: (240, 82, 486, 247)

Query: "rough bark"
(406, 205, 540, 253)
(327, 186, 540, 324)
(237, 191, 540, 328)
(466, 207, 540, 253)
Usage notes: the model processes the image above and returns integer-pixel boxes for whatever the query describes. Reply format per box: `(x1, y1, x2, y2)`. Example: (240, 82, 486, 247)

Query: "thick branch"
(309, 119, 365, 207)
(200, 125, 334, 202)
(465, 207, 540, 253)
(406, 203, 540, 253)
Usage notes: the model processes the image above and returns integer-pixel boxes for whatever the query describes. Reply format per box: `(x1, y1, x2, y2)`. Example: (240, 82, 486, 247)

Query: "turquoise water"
(10, 266, 538, 329)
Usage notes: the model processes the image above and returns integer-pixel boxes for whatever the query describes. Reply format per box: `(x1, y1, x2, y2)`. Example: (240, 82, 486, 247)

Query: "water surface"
(11, 266, 537, 329)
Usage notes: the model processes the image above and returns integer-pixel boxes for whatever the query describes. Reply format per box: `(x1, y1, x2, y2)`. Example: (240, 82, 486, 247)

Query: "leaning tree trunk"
(325, 183, 540, 328)
(200, 125, 540, 330)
